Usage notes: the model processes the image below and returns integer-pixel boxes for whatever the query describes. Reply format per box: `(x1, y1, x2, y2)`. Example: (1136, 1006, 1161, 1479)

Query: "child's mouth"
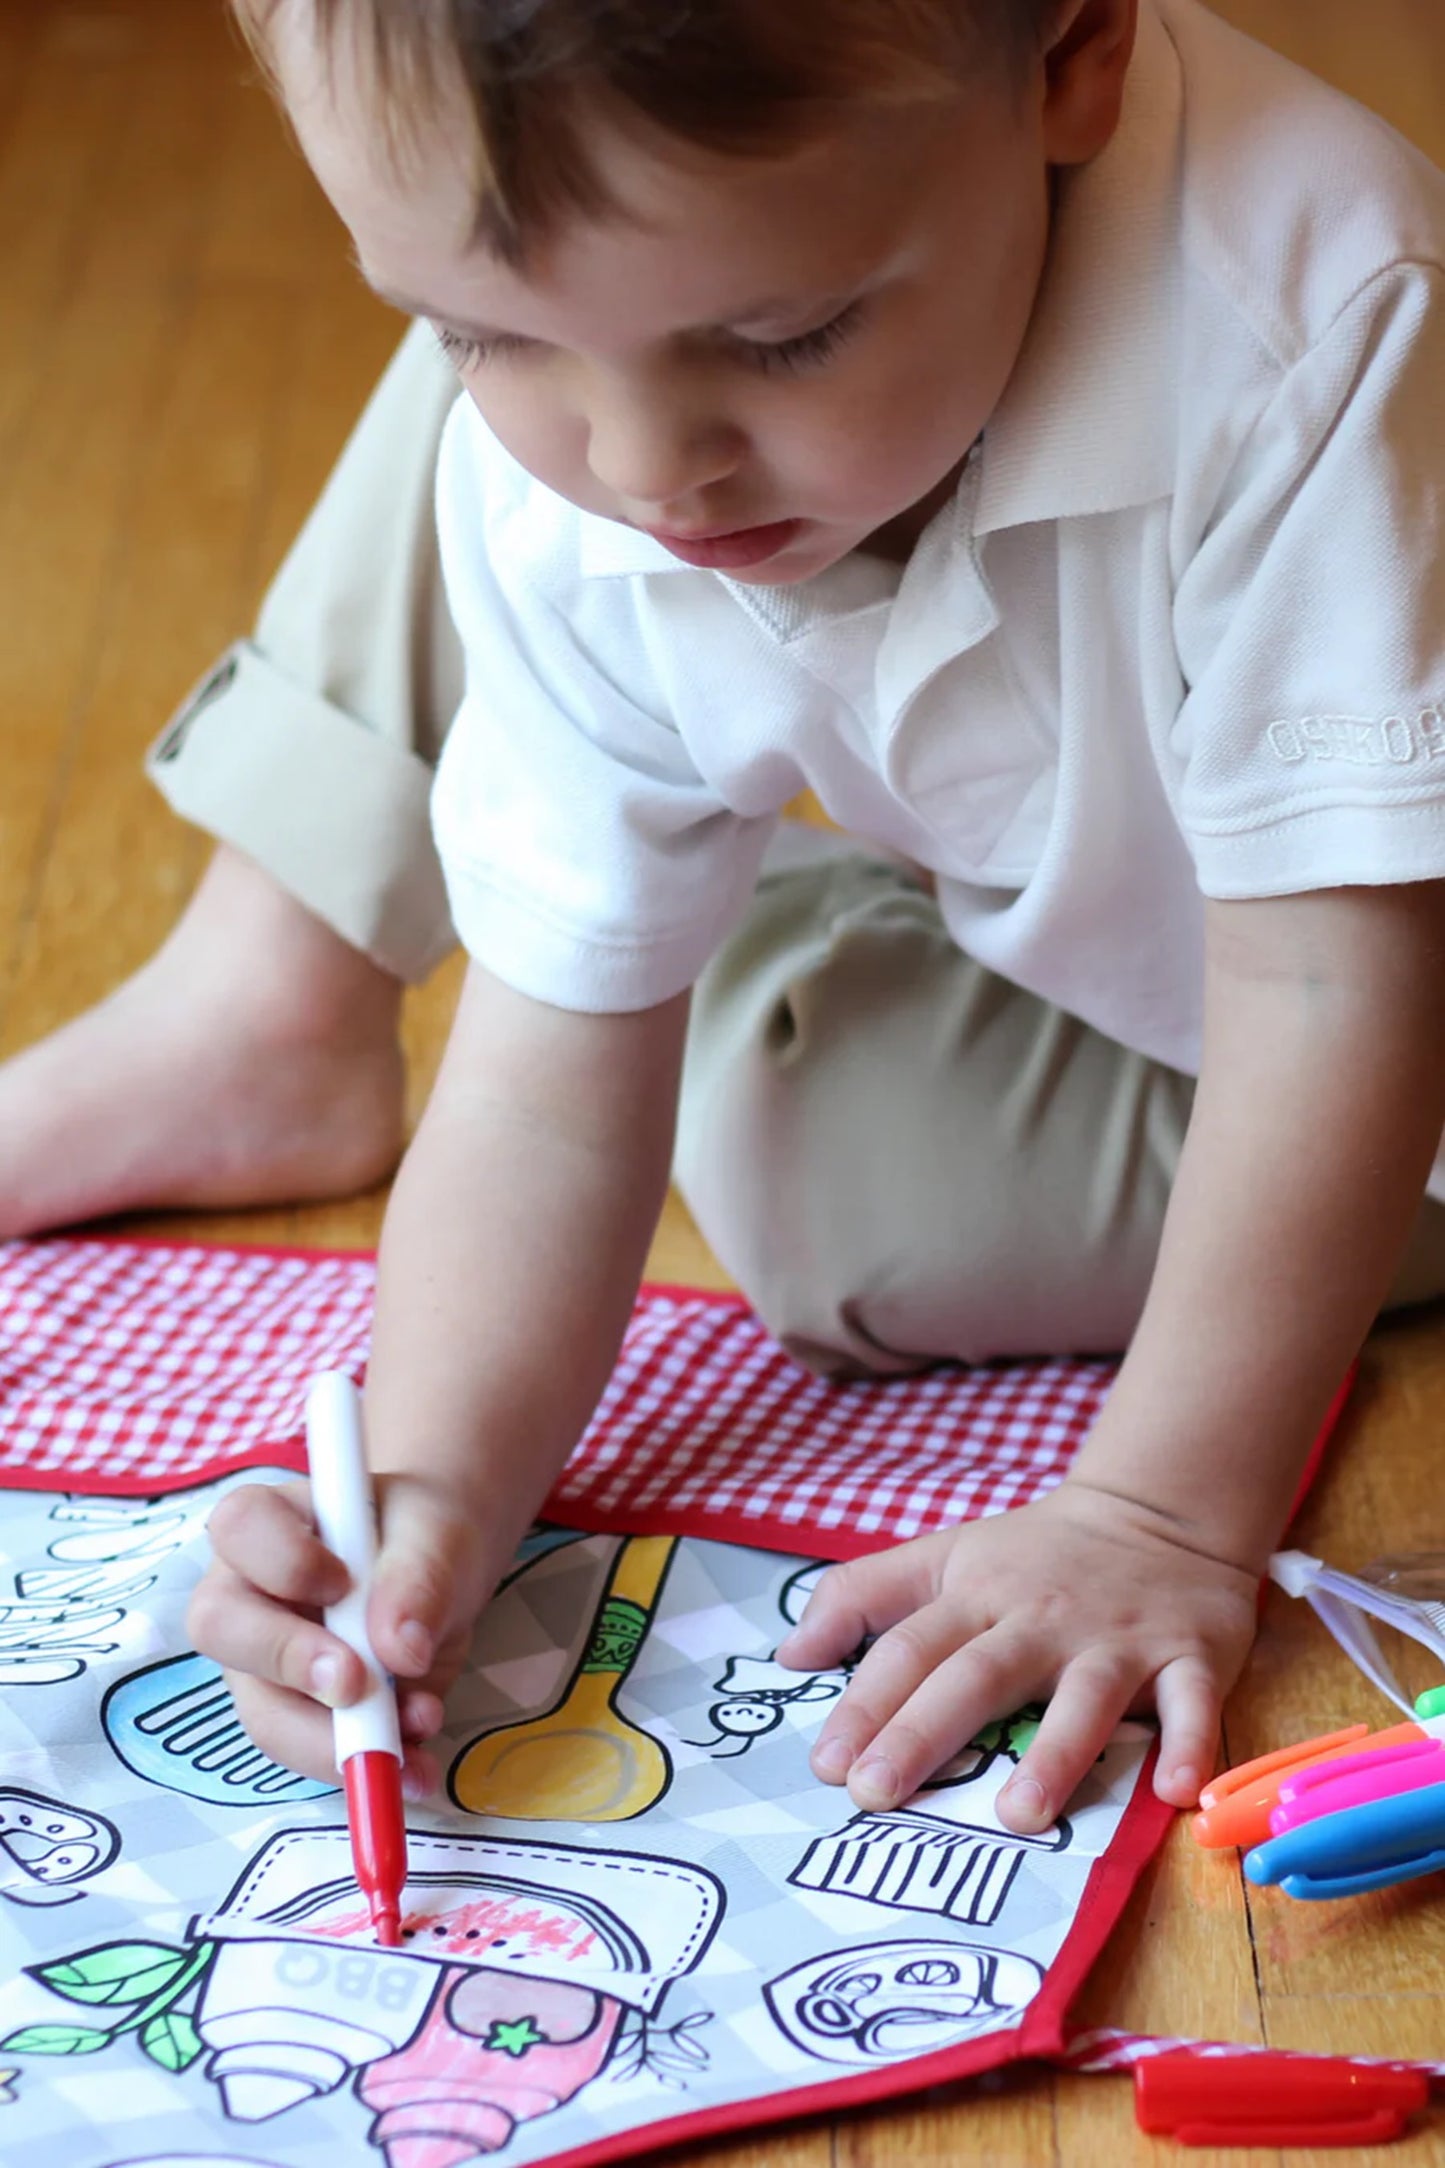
(646, 519, 802, 570)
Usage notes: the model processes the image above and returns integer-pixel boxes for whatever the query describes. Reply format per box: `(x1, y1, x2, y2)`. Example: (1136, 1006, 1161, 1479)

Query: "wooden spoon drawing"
(451, 1536, 678, 1821)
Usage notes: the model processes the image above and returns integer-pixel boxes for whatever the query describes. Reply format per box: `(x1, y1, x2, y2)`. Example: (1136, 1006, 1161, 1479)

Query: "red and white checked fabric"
(3, 1237, 1396, 2096)
(1060, 2028, 1445, 2080)
(0, 1235, 1114, 1555)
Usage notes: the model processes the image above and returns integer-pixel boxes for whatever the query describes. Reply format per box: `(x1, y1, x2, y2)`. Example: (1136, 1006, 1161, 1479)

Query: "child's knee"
(675, 857, 1191, 1373)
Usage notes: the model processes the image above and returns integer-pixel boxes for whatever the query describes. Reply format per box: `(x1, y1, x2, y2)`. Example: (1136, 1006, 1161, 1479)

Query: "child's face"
(276, 18, 1073, 585)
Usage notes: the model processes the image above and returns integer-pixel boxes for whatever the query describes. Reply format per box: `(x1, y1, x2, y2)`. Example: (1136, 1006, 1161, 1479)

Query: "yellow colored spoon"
(451, 1535, 678, 1821)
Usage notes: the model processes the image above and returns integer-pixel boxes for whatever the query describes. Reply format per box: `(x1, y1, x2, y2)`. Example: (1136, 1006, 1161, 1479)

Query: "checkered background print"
(0, 1238, 1114, 1557)
(0, 1498, 1161, 2168)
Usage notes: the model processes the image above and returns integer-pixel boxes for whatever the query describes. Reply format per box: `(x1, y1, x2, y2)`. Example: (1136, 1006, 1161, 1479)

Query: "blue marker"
(1245, 1778, 1445, 1899)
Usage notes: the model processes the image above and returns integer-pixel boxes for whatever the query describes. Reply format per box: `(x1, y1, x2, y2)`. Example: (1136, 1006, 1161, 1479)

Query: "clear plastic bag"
(1268, 1550, 1445, 1714)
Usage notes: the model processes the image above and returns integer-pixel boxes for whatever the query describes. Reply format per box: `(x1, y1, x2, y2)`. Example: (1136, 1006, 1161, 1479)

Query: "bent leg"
(677, 853, 1194, 1372)
(0, 849, 407, 1238)
(677, 852, 1445, 1372)
(148, 321, 463, 986)
(0, 327, 461, 1237)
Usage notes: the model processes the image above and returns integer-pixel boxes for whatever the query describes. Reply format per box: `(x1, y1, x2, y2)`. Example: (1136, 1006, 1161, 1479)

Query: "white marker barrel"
(306, 1372, 403, 1766)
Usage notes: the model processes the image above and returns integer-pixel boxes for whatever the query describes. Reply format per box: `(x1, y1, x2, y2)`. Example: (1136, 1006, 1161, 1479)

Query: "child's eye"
(431, 324, 531, 371)
(431, 302, 867, 378)
(736, 300, 867, 376)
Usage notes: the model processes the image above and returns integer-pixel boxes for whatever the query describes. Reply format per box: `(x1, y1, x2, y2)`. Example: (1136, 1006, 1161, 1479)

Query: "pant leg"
(145, 323, 463, 983)
(675, 853, 1445, 1374)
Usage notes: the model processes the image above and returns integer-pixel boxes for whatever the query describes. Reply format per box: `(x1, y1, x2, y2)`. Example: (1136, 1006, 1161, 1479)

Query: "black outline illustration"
(102, 1652, 335, 1807)
(0, 1788, 120, 1906)
(0, 1494, 200, 1685)
(764, 1937, 1044, 2066)
(4, 1822, 725, 2158)
(683, 1654, 849, 1757)
(790, 1806, 1069, 1929)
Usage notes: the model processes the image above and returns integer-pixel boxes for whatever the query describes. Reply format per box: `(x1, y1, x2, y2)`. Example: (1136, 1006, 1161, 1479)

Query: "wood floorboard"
(4, 3, 1444, 2159)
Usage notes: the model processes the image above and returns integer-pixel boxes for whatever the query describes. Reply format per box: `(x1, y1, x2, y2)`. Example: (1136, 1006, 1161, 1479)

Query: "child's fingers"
(1151, 1655, 1221, 1807)
(839, 1623, 1040, 1811)
(186, 1563, 367, 1708)
(996, 1651, 1141, 1833)
(366, 1478, 484, 1680)
(398, 1686, 446, 1744)
(399, 1742, 443, 1804)
(204, 1481, 348, 1610)
(776, 1540, 942, 1671)
(224, 1670, 348, 1785)
(224, 1668, 442, 1798)
(807, 1593, 992, 1785)
(840, 1630, 1044, 1812)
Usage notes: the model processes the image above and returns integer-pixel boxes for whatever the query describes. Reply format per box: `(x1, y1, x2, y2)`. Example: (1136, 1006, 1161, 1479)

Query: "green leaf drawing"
(1, 2024, 110, 2056)
(33, 1942, 186, 2009)
(969, 1705, 1045, 1763)
(139, 2009, 203, 2073)
(1003, 1708, 1043, 1759)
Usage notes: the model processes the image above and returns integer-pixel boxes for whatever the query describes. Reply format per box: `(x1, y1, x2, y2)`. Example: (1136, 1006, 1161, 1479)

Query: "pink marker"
(307, 1372, 408, 1947)
(1268, 1737, 1445, 1838)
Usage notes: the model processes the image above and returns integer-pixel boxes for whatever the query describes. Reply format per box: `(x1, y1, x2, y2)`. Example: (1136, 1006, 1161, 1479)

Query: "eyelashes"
(431, 324, 501, 370)
(744, 299, 867, 375)
(430, 299, 867, 378)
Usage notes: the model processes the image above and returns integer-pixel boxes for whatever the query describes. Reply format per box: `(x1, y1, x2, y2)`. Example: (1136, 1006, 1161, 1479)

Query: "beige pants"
(147, 323, 1445, 1372)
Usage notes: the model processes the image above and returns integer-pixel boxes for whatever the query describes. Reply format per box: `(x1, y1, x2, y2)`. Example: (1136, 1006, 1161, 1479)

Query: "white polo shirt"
(432, 0, 1445, 1077)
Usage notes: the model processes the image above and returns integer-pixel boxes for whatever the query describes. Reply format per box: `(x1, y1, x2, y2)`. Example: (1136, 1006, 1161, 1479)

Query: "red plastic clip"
(1134, 2051, 1429, 2147)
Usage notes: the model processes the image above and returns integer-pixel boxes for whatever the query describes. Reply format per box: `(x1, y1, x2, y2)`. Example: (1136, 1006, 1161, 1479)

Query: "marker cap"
(1191, 1725, 1372, 1850)
(1246, 1777, 1445, 1899)
(1134, 2051, 1428, 2145)
(1269, 1738, 1445, 1835)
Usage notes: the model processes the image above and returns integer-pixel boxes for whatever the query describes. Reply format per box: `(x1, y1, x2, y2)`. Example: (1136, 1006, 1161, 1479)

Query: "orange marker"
(1193, 1717, 1445, 1851)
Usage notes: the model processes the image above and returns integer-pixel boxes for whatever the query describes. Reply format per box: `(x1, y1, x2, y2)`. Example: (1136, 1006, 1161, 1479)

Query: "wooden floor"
(3, 1, 1445, 2160)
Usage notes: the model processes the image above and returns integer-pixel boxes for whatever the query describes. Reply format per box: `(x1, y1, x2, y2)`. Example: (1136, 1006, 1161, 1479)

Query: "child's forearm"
(1073, 882, 1445, 1570)
(772, 886, 1445, 1831)
(362, 963, 689, 1554)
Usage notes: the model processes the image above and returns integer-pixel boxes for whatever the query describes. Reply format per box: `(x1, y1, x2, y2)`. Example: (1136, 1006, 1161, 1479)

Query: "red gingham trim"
(547, 1289, 1111, 1554)
(0, 1235, 1113, 1554)
(0, 1238, 373, 1488)
(1059, 2028, 1445, 2079)
(0, 1236, 1349, 1562)
(0, 1234, 1379, 2130)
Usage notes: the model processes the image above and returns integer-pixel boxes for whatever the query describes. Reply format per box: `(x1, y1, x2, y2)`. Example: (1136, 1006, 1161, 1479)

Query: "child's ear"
(1039, 0, 1139, 169)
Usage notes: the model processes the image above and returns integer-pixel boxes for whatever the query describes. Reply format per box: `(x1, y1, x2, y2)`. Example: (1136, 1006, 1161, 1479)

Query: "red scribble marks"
(309, 1904, 375, 1942)
(305, 1891, 600, 1961)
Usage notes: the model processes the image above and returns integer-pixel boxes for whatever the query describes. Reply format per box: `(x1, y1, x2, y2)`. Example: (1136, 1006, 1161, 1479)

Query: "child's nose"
(584, 385, 741, 519)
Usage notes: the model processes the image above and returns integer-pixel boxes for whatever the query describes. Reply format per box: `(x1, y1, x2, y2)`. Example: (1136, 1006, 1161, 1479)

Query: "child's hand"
(187, 1472, 497, 1798)
(775, 1481, 1259, 1835)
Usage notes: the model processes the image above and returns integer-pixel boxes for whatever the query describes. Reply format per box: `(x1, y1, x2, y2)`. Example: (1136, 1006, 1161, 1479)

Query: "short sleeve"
(1170, 262, 1445, 896)
(431, 408, 776, 1012)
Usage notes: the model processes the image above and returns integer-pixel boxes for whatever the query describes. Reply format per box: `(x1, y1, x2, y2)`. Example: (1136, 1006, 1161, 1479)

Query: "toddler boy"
(8, 0, 1445, 1834)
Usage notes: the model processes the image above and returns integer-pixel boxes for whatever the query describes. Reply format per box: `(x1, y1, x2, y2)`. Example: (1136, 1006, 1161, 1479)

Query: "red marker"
(1135, 2051, 1429, 2146)
(307, 1372, 408, 1946)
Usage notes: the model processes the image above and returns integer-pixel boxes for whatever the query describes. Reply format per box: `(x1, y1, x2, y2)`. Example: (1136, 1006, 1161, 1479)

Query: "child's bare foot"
(0, 847, 407, 1239)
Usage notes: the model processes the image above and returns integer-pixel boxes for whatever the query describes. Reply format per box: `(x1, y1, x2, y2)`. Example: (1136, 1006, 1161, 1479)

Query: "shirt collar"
(973, 0, 1183, 536)
(577, 0, 1183, 580)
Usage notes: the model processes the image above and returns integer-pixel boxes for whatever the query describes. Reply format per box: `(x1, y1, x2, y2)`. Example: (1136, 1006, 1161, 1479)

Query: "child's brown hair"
(240, 0, 1057, 259)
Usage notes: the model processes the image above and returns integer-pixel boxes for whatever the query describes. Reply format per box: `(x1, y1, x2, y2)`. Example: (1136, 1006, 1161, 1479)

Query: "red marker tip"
(343, 1751, 408, 1948)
